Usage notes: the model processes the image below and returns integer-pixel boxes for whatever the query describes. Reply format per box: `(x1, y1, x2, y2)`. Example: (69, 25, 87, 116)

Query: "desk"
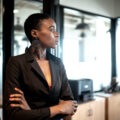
(95, 92, 120, 120)
(64, 97, 105, 120)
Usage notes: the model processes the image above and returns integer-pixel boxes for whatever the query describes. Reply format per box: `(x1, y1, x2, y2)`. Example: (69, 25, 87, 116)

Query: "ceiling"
(14, 0, 43, 27)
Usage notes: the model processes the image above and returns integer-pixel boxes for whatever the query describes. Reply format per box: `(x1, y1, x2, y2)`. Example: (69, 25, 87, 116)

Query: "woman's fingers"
(9, 96, 23, 104)
(10, 88, 24, 101)
(72, 100, 78, 115)
(9, 88, 24, 99)
(14, 88, 23, 94)
(74, 103, 78, 108)
(72, 100, 77, 104)
(10, 104, 24, 109)
(10, 104, 21, 107)
(10, 94, 22, 98)
(72, 101, 78, 107)
(9, 88, 31, 110)
(72, 100, 77, 103)
(9, 97, 22, 102)
(71, 105, 78, 115)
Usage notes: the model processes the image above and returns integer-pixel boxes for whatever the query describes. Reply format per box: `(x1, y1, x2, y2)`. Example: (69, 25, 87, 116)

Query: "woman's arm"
(49, 59, 78, 116)
(59, 60, 74, 100)
(10, 88, 77, 118)
(3, 57, 50, 120)
(50, 100, 77, 117)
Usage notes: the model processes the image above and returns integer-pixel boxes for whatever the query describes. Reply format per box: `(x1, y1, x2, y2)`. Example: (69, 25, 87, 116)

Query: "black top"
(3, 48, 73, 120)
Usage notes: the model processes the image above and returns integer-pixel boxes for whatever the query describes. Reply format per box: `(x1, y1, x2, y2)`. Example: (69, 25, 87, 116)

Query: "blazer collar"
(25, 47, 53, 62)
(25, 47, 58, 89)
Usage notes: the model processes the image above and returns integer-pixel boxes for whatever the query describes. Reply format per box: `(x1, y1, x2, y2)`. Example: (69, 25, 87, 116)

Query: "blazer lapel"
(31, 60, 46, 81)
(25, 48, 46, 81)
(48, 57, 59, 89)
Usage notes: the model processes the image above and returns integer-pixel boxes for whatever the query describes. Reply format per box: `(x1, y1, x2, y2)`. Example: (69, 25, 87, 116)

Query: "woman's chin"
(51, 45, 58, 49)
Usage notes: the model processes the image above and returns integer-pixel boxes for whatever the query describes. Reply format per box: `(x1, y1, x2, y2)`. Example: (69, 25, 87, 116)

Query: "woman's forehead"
(40, 18, 56, 27)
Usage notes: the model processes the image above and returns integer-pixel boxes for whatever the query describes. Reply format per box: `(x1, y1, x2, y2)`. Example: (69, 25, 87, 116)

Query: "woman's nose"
(55, 31, 59, 37)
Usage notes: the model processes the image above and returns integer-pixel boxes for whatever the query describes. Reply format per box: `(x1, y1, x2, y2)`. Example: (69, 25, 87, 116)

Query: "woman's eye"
(49, 27, 56, 32)
(50, 29, 55, 32)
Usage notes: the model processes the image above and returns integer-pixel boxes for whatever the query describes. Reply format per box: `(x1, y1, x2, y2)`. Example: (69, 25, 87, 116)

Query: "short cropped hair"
(24, 13, 50, 43)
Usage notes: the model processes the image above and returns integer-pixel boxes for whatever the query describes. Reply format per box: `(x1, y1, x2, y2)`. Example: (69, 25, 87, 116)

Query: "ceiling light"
(14, 17, 24, 31)
(76, 16, 89, 30)
(13, 9, 19, 14)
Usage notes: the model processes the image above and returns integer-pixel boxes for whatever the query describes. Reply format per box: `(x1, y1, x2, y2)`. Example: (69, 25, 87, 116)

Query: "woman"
(3, 13, 77, 120)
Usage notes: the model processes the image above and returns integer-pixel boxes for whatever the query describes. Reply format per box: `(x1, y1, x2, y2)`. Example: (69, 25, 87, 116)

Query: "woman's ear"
(31, 29, 38, 38)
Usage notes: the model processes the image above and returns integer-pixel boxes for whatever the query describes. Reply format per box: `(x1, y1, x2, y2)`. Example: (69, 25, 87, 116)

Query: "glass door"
(116, 18, 120, 84)
(14, 0, 43, 55)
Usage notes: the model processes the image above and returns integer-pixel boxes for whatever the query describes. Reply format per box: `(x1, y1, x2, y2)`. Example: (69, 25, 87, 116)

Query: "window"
(116, 18, 120, 84)
(63, 8, 111, 91)
(14, 0, 43, 55)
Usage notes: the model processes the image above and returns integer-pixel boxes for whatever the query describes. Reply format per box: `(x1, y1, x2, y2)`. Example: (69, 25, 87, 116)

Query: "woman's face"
(35, 18, 59, 49)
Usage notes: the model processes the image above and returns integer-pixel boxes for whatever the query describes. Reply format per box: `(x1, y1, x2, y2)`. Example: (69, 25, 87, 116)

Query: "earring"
(35, 36, 39, 41)
(31, 36, 40, 46)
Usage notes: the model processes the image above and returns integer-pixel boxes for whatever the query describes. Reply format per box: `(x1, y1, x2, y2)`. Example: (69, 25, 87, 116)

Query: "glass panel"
(14, 0, 43, 55)
(63, 8, 111, 91)
(116, 18, 120, 84)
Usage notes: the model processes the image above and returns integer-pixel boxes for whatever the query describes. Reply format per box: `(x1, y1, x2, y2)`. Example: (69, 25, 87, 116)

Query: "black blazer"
(3, 48, 73, 120)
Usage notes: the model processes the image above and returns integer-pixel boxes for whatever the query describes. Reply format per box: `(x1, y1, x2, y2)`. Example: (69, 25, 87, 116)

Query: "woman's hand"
(58, 100, 78, 115)
(49, 100, 78, 118)
(9, 87, 31, 110)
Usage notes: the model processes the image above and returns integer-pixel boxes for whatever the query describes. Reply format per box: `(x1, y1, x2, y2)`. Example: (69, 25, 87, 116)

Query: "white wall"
(60, 0, 118, 18)
(115, 0, 120, 17)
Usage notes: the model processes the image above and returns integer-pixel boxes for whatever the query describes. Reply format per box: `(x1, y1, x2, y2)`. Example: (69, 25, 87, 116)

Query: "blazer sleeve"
(3, 57, 50, 120)
(59, 60, 74, 100)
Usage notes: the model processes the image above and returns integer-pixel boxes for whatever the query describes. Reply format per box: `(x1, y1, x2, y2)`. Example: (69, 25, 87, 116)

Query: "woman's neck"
(37, 48, 46, 60)
(31, 46, 47, 60)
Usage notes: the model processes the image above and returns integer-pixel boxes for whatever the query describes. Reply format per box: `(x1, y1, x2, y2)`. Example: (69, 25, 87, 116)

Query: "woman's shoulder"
(8, 53, 26, 64)
(47, 52, 62, 63)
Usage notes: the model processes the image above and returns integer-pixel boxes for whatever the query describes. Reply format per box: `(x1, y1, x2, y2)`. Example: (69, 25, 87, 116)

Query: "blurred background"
(1, 0, 120, 119)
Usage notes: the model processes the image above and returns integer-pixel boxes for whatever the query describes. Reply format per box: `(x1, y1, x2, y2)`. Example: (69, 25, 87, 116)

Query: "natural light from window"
(63, 8, 111, 91)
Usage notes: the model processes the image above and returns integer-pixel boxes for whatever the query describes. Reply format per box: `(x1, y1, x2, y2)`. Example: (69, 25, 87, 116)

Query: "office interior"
(1, 0, 120, 120)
